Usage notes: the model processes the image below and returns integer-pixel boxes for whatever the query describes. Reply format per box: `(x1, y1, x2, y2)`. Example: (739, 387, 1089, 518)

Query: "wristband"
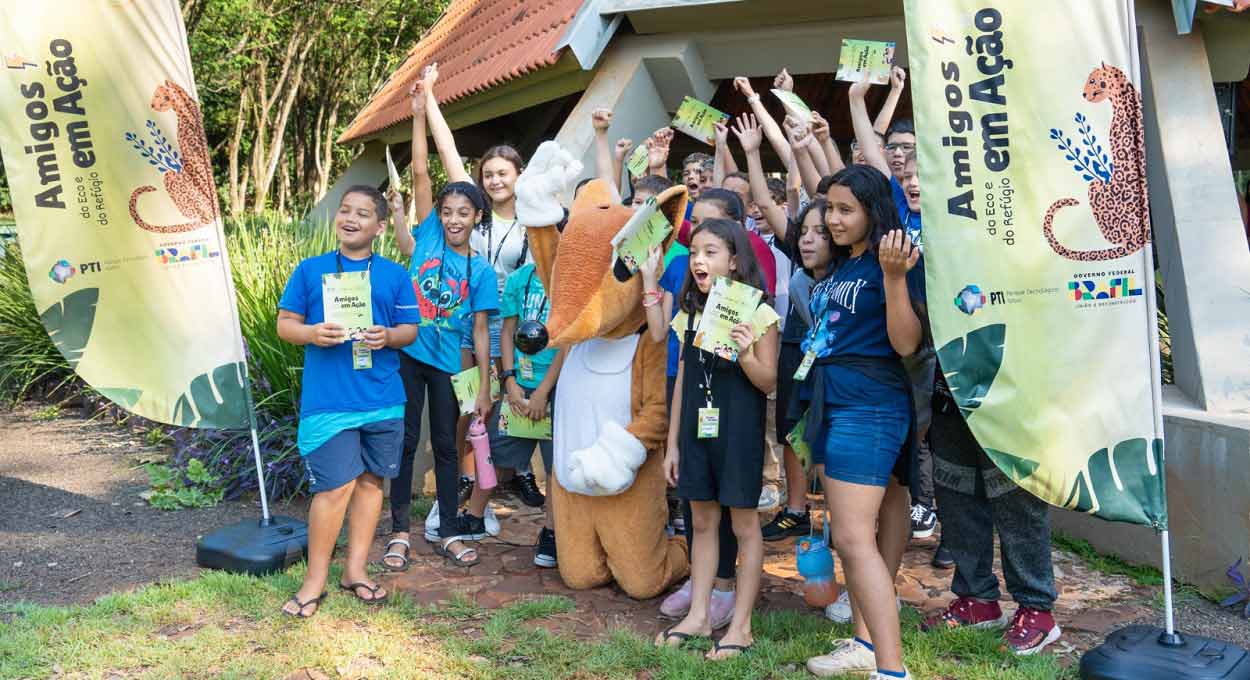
(501, 369, 516, 383)
(642, 290, 663, 308)
(747, 93, 761, 103)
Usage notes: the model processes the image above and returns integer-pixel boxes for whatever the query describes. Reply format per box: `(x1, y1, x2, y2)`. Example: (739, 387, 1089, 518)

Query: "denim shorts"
(460, 314, 503, 358)
(303, 418, 403, 493)
(819, 402, 909, 488)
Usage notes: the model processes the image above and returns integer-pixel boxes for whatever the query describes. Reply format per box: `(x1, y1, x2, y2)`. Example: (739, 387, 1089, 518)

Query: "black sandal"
(281, 591, 326, 618)
(655, 625, 697, 648)
(434, 535, 479, 567)
(380, 538, 411, 572)
(706, 641, 753, 660)
(339, 581, 388, 605)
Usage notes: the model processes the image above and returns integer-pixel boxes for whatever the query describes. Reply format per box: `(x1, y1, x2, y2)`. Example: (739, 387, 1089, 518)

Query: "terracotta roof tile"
(339, 0, 584, 144)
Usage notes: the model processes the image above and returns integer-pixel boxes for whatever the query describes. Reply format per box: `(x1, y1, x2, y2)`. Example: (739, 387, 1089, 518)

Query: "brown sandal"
(281, 591, 326, 618)
(339, 581, 388, 605)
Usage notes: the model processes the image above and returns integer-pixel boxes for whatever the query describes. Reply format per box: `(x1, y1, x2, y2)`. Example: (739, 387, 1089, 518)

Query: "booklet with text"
(321, 271, 372, 341)
(672, 96, 730, 146)
(771, 89, 813, 122)
(451, 364, 501, 416)
(610, 196, 673, 275)
(626, 144, 649, 178)
(693, 276, 763, 361)
(498, 401, 553, 440)
(836, 39, 896, 85)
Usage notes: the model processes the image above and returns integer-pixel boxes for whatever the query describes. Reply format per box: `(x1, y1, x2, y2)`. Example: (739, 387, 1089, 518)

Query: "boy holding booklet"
(277, 186, 420, 618)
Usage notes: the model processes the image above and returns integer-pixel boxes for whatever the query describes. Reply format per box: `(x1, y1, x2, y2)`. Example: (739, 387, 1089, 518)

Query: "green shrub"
(0, 246, 75, 400)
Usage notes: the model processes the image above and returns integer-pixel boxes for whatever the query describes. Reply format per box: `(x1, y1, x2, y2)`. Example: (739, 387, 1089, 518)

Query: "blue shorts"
(460, 314, 502, 358)
(818, 403, 909, 488)
(303, 418, 404, 493)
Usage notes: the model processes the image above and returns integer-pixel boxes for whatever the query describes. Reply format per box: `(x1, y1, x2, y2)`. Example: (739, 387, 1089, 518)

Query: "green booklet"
(787, 412, 812, 469)
(385, 145, 402, 192)
(451, 364, 501, 416)
(321, 271, 372, 341)
(693, 276, 763, 361)
(610, 196, 673, 274)
(672, 96, 729, 146)
(498, 401, 553, 440)
(771, 88, 812, 122)
(626, 144, 649, 178)
(836, 39, 896, 85)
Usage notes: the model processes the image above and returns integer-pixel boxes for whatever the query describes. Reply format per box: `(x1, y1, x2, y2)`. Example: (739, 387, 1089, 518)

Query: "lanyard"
(686, 308, 716, 407)
(522, 268, 548, 322)
(485, 217, 519, 269)
(335, 251, 373, 274)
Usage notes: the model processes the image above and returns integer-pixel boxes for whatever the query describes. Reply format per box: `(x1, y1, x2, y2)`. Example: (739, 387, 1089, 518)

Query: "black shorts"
(775, 342, 804, 444)
(677, 439, 765, 509)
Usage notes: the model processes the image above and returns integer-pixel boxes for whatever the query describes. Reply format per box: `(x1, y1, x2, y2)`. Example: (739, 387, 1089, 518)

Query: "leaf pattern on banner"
(171, 362, 248, 429)
(1063, 437, 1167, 529)
(935, 323, 1006, 417)
(984, 447, 1040, 483)
(96, 387, 143, 409)
(39, 288, 99, 369)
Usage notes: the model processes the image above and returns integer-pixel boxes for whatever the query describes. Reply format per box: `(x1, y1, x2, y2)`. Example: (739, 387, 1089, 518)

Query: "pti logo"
(48, 259, 76, 284)
(954, 285, 987, 315)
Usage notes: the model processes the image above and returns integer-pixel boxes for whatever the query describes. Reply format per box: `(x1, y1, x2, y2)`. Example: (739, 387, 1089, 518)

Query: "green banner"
(0, 0, 248, 428)
(904, 0, 1167, 527)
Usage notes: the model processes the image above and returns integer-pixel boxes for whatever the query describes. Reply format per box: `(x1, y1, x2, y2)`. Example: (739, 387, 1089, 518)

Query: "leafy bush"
(144, 457, 225, 510)
(0, 246, 76, 400)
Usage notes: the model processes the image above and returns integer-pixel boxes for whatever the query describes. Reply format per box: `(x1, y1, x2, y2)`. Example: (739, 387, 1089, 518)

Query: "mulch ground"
(2, 401, 1246, 660)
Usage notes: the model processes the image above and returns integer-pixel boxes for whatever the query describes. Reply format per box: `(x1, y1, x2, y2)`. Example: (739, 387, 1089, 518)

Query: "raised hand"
(639, 244, 663, 289)
(713, 119, 730, 147)
(408, 80, 427, 117)
(848, 72, 873, 101)
(386, 188, 405, 218)
(879, 229, 921, 280)
(774, 68, 794, 93)
(890, 66, 907, 91)
(733, 76, 756, 98)
(784, 114, 813, 148)
(592, 108, 613, 132)
(731, 113, 763, 154)
(422, 62, 439, 90)
(648, 127, 673, 167)
(614, 138, 634, 163)
(811, 112, 831, 143)
(729, 322, 757, 356)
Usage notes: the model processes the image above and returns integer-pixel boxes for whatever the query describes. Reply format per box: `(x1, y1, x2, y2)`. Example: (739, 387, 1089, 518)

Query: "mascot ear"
(655, 184, 689, 254)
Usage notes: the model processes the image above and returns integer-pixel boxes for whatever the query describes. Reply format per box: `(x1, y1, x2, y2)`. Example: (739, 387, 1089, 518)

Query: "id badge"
(352, 341, 373, 370)
(697, 407, 720, 439)
(518, 355, 535, 382)
(793, 350, 817, 381)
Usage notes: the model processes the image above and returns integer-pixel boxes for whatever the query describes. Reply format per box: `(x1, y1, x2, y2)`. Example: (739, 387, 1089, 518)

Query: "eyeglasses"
(885, 142, 916, 153)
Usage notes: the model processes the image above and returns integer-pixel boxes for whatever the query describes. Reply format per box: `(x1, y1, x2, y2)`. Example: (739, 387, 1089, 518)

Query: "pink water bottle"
(468, 416, 497, 490)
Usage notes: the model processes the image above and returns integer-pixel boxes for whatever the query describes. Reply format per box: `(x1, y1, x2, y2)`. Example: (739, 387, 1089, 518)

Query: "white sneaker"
(868, 671, 911, 680)
(806, 638, 877, 677)
(423, 502, 500, 541)
(824, 590, 903, 624)
(757, 486, 782, 511)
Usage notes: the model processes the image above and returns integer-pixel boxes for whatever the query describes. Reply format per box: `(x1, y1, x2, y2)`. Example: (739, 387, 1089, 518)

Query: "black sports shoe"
(761, 507, 811, 541)
(511, 472, 545, 508)
(931, 543, 955, 569)
(459, 512, 490, 540)
(911, 504, 938, 539)
(457, 476, 474, 506)
(534, 527, 557, 568)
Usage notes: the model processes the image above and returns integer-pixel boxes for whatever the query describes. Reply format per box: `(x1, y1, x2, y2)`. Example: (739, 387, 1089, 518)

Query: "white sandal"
(435, 535, 479, 567)
(380, 538, 411, 572)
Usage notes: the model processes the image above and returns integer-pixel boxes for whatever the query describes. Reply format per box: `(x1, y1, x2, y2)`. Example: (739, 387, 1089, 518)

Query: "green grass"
(0, 565, 1075, 680)
(1052, 532, 1164, 587)
(31, 404, 61, 421)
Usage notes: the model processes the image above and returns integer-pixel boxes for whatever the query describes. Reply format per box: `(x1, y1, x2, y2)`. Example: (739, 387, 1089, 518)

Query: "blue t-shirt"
(500, 263, 557, 389)
(660, 254, 689, 378)
(800, 252, 924, 406)
(891, 176, 923, 251)
(278, 251, 420, 418)
(403, 211, 500, 374)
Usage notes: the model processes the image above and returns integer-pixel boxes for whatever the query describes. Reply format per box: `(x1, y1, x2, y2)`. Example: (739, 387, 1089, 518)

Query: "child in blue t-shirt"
(277, 185, 420, 618)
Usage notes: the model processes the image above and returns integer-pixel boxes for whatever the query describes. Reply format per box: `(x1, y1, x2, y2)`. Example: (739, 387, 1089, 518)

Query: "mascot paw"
(563, 421, 646, 496)
(516, 140, 583, 227)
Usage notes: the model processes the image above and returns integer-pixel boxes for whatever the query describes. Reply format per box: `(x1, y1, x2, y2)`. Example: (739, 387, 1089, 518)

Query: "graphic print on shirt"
(413, 257, 468, 324)
(807, 275, 868, 357)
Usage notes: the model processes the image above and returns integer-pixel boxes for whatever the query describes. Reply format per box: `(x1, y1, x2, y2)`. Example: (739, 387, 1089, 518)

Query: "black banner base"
(195, 515, 308, 577)
(1081, 625, 1250, 680)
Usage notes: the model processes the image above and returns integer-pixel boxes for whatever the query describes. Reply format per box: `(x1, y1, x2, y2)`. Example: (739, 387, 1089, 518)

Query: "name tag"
(518, 355, 534, 382)
(697, 407, 720, 439)
(793, 350, 816, 381)
(352, 341, 373, 370)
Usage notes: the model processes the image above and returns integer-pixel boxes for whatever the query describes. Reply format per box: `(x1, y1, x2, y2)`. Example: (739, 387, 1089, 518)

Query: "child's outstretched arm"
(640, 245, 668, 344)
(410, 76, 433, 223)
(422, 63, 473, 184)
(786, 116, 822, 196)
(849, 76, 893, 179)
(812, 112, 845, 175)
(386, 190, 414, 258)
(712, 120, 736, 187)
(591, 108, 623, 202)
(736, 75, 794, 168)
(874, 67, 907, 135)
(647, 127, 673, 178)
(734, 114, 789, 242)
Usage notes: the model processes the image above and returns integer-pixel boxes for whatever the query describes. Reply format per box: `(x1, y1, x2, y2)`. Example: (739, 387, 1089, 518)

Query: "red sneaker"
(921, 596, 1010, 632)
(1003, 607, 1061, 655)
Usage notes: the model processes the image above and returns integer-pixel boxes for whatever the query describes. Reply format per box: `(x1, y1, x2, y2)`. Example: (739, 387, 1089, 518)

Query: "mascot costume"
(515, 141, 689, 599)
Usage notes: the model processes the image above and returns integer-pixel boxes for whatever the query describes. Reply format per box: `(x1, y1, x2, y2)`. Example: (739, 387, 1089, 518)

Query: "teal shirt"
(297, 405, 405, 455)
(499, 263, 557, 389)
